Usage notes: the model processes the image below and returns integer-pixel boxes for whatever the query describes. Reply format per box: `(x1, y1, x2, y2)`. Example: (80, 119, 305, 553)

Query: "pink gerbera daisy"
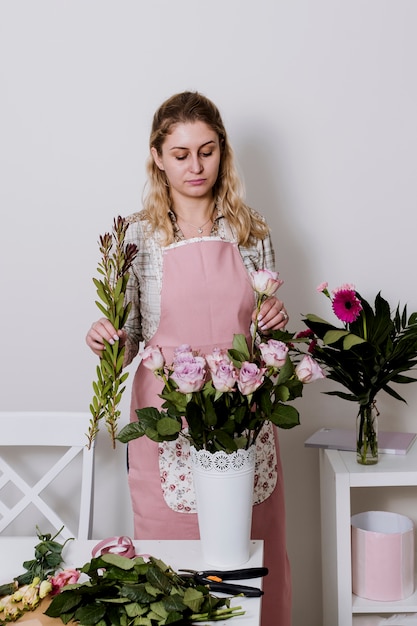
(332, 288, 363, 323)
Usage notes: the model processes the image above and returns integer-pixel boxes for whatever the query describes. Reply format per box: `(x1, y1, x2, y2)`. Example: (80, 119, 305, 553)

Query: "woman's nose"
(189, 154, 203, 173)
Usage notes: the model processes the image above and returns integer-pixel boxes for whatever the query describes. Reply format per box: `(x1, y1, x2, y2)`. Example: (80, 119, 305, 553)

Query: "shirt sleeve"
(239, 231, 276, 276)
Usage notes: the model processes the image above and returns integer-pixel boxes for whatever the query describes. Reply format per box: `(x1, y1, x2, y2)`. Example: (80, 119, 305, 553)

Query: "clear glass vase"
(356, 403, 379, 465)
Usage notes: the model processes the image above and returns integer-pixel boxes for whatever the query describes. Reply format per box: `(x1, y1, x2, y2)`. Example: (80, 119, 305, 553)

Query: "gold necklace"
(175, 213, 213, 234)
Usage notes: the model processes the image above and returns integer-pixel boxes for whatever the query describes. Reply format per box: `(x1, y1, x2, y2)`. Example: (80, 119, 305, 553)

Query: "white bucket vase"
(351, 511, 415, 601)
(190, 445, 256, 568)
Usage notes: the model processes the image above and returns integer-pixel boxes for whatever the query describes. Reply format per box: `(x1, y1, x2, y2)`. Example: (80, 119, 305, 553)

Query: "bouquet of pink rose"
(117, 270, 325, 453)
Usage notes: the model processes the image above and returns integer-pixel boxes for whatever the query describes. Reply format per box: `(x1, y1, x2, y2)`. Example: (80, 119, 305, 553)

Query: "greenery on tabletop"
(0, 527, 72, 623)
(117, 269, 325, 453)
(45, 553, 245, 625)
(88, 216, 138, 448)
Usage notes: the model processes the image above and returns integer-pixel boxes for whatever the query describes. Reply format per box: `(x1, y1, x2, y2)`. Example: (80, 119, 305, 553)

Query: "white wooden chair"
(0, 412, 95, 540)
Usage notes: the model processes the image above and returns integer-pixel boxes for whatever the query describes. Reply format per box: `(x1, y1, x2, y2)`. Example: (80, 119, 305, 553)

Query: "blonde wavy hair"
(140, 91, 269, 246)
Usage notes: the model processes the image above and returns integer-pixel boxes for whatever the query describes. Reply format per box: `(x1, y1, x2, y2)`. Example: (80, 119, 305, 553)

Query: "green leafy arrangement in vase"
(117, 270, 325, 454)
(300, 282, 417, 463)
(88, 216, 138, 448)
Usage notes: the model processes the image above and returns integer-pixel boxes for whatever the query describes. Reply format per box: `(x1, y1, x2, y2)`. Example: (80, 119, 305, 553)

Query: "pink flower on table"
(331, 287, 362, 324)
(141, 345, 165, 372)
(237, 362, 266, 395)
(259, 339, 288, 368)
(171, 356, 207, 393)
(50, 569, 80, 595)
(206, 349, 238, 392)
(250, 269, 284, 298)
(295, 355, 326, 383)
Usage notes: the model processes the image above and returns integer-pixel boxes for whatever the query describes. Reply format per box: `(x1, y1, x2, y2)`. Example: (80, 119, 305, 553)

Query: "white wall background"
(1, 1, 417, 624)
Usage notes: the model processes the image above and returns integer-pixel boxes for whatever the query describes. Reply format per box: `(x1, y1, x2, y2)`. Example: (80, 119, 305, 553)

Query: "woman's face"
(151, 121, 221, 207)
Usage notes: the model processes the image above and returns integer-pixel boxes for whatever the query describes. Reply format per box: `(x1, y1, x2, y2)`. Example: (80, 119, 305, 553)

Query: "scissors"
(179, 567, 268, 597)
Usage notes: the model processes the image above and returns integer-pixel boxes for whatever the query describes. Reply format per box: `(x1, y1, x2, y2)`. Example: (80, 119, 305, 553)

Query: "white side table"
(320, 444, 417, 626)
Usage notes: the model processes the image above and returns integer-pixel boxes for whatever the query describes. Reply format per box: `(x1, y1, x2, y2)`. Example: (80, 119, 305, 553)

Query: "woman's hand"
(86, 318, 127, 357)
(252, 296, 289, 332)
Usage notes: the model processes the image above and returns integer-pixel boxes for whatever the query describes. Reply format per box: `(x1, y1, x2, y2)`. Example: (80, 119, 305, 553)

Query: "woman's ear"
(151, 147, 164, 171)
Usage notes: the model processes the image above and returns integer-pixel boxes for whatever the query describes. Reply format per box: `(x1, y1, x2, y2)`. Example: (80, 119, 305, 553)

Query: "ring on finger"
(281, 311, 288, 320)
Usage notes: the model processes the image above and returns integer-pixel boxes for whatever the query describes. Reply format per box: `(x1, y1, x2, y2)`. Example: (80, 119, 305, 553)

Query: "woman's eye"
(175, 155, 187, 161)
(200, 151, 213, 158)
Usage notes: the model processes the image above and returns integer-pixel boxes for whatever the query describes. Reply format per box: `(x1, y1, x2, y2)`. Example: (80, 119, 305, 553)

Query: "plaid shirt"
(122, 208, 276, 365)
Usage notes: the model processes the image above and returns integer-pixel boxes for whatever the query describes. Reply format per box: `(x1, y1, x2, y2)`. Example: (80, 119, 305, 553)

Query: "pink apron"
(127, 238, 292, 626)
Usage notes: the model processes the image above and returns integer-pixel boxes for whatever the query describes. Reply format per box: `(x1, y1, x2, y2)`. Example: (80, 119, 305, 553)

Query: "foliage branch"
(88, 216, 137, 448)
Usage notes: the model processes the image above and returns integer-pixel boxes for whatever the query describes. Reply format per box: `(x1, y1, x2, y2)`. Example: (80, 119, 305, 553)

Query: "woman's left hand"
(253, 296, 289, 332)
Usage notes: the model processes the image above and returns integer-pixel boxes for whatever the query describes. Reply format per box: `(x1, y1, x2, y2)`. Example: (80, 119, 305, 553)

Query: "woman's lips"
(187, 178, 206, 186)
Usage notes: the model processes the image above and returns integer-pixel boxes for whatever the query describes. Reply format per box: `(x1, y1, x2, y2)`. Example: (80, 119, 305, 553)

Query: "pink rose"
(173, 344, 193, 358)
(171, 356, 206, 393)
(50, 569, 80, 595)
(141, 345, 165, 372)
(295, 355, 326, 383)
(237, 362, 266, 395)
(206, 350, 238, 392)
(259, 339, 288, 368)
(250, 269, 284, 297)
(205, 347, 225, 367)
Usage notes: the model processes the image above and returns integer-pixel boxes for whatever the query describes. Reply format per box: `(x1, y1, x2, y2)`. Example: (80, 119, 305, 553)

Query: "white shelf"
(319, 441, 417, 626)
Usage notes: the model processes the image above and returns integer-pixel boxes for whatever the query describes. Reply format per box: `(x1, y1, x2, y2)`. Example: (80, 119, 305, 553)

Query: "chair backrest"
(0, 412, 95, 540)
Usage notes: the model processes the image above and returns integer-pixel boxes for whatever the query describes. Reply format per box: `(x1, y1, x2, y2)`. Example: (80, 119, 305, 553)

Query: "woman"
(86, 91, 291, 626)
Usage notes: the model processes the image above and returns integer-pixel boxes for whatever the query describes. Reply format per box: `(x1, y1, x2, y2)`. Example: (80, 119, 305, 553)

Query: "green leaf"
(75, 603, 107, 624)
(144, 583, 161, 598)
(121, 583, 156, 604)
(274, 384, 290, 402)
(157, 417, 182, 437)
(323, 329, 350, 345)
(101, 554, 135, 570)
(343, 334, 366, 349)
(117, 422, 145, 443)
(183, 587, 205, 612)
(232, 333, 251, 360)
(95, 300, 111, 319)
(305, 313, 332, 325)
(150, 601, 169, 619)
(146, 563, 173, 595)
(45, 592, 82, 617)
(269, 403, 300, 429)
(124, 602, 148, 617)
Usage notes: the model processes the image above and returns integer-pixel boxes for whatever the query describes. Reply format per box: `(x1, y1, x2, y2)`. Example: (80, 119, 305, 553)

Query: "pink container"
(351, 511, 414, 601)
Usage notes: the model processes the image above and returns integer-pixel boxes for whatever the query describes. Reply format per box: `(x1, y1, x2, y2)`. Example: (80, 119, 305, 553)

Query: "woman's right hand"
(86, 318, 127, 357)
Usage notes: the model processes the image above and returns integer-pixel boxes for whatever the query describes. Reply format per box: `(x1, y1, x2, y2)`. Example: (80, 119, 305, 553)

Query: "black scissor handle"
(198, 578, 264, 597)
(203, 567, 268, 580)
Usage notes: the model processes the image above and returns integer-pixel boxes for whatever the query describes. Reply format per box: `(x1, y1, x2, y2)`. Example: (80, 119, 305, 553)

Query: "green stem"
(357, 402, 378, 464)
(251, 295, 263, 356)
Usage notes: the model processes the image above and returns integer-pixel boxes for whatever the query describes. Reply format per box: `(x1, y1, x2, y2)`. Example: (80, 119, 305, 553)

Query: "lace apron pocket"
(158, 422, 278, 513)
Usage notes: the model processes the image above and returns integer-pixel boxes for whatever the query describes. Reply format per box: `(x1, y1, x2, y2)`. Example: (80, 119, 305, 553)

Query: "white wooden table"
(0, 538, 264, 625)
